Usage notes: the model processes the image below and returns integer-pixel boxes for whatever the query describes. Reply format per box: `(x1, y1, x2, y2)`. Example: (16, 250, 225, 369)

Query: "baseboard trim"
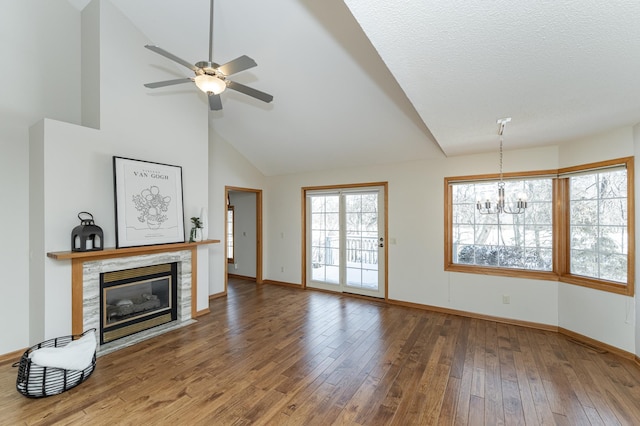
(195, 308, 210, 317)
(263, 279, 303, 289)
(387, 298, 558, 332)
(558, 327, 635, 361)
(227, 274, 256, 281)
(209, 291, 227, 301)
(0, 348, 24, 365)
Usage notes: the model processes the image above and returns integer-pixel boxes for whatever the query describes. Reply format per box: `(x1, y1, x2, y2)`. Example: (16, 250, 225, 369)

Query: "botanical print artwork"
(133, 186, 171, 230)
(114, 157, 184, 247)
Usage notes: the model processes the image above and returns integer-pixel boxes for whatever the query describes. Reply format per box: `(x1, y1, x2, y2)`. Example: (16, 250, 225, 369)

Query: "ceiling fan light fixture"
(194, 74, 226, 95)
(143, 0, 272, 110)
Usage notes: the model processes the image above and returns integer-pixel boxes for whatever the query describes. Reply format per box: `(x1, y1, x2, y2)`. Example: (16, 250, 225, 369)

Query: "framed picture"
(113, 156, 185, 248)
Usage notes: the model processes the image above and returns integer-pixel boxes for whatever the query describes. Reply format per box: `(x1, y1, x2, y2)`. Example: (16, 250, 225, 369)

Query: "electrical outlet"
(502, 294, 510, 304)
(234, 263, 238, 270)
(280, 266, 284, 272)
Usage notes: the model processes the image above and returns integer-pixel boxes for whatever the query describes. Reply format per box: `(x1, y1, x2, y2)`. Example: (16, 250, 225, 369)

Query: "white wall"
(81, 0, 100, 129)
(30, 120, 105, 340)
(558, 126, 634, 168)
(264, 146, 560, 326)
(208, 130, 265, 295)
(26, 0, 210, 345)
(227, 192, 257, 277)
(557, 128, 635, 352)
(0, 0, 81, 354)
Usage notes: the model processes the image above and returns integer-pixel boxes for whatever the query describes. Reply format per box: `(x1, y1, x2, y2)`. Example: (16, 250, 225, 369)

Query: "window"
(227, 206, 234, 263)
(445, 157, 634, 295)
(449, 177, 554, 272)
(559, 159, 634, 293)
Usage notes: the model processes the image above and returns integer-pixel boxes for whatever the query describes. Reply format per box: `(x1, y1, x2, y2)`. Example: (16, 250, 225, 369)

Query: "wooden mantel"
(48, 239, 220, 335)
(47, 239, 220, 261)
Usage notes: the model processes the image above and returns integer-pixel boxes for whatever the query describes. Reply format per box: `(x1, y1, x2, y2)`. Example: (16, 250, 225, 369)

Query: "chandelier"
(476, 117, 528, 215)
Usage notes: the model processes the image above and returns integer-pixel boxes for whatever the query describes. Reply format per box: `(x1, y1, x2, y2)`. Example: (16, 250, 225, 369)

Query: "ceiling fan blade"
(208, 93, 223, 111)
(144, 78, 193, 89)
(227, 81, 273, 103)
(217, 55, 257, 76)
(145, 45, 198, 72)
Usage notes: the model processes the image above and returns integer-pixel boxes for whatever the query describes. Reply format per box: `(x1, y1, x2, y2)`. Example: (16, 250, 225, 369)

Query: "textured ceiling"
(343, 0, 640, 155)
(69, 0, 640, 174)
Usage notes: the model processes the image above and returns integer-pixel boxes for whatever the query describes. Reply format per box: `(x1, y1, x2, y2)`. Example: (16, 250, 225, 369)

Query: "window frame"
(557, 157, 635, 295)
(444, 157, 634, 296)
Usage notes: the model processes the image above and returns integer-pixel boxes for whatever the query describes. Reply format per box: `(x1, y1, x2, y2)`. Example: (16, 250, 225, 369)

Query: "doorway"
(303, 183, 387, 299)
(225, 187, 263, 291)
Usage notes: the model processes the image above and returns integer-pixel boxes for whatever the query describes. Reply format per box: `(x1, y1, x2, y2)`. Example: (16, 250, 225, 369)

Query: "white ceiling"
(70, 0, 640, 175)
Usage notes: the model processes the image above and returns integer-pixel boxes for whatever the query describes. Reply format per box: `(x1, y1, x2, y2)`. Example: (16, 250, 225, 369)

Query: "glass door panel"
(310, 194, 340, 285)
(306, 187, 385, 298)
(345, 192, 379, 291)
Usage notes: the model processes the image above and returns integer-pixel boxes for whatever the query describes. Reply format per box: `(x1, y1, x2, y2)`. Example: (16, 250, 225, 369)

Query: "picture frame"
(113, 156, 185, 248)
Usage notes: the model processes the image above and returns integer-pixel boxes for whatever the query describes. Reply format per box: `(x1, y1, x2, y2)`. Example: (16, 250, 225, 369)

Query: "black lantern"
(71, 212, 104, 252)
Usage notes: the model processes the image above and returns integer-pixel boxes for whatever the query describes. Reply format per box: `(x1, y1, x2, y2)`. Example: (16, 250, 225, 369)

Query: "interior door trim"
(224, 186, 263, 293)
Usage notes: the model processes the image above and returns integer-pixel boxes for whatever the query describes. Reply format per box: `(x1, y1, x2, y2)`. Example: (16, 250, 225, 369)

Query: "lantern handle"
(78, 211, 94, 224)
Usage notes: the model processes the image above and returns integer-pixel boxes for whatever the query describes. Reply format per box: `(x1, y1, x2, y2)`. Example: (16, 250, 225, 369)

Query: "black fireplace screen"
(100, 263, 177, 344)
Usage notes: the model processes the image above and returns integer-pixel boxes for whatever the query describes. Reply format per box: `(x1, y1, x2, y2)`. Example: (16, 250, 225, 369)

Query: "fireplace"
(100, 263, 178, 344)
(44, 245, 203, 355)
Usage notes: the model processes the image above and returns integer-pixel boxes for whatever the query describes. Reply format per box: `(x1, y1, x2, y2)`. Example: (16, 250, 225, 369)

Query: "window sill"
(446, 264, 634, 296)
(445, 264, 558, 281)
(560, 274, 633, 296)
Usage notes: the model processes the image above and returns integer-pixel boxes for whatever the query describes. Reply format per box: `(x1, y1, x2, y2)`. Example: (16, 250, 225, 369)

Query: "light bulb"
(194, 74, 226, 95)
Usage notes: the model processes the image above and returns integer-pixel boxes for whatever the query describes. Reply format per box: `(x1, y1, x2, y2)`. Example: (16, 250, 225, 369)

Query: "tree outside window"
(451, 178, 553, 271)
(569, 169, 628, 283)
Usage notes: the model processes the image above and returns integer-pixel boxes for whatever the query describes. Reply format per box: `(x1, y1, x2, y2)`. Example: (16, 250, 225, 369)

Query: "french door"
(305, 185, 386, 298)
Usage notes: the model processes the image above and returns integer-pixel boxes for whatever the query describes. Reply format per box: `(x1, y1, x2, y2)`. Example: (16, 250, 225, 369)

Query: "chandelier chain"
(476, 117, 526, 215)
(499, 133, 504, 187)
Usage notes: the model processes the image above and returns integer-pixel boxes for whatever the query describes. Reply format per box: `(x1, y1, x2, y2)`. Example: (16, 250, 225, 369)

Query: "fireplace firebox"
(100, 263, 177, 344)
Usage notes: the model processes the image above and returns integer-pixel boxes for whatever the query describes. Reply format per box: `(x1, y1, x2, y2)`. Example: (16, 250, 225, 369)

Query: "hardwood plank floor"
(1, 277, 640, 425)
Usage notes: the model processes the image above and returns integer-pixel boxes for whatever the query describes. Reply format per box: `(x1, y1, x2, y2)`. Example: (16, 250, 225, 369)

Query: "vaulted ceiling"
(70, 0, 640, 175)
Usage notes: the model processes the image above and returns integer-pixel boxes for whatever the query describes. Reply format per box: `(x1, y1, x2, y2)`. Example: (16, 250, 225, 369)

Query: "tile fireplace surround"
(47, 240, 218, 355)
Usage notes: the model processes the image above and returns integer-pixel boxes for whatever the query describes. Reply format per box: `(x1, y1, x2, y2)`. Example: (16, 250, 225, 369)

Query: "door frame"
(225, 186, 263, 292)
(301, 182, 388, 300)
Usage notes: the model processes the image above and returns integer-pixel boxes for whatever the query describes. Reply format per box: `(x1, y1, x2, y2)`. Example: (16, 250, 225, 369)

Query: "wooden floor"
(2, 278, 640, 425)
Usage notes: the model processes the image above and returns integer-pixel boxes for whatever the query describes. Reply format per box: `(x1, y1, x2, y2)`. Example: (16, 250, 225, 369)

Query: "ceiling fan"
(143, 0, 273, 111)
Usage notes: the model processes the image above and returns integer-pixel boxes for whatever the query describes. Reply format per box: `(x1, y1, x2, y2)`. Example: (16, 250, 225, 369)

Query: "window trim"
(444, 169, 559, 282)
(444, 157, 634, 296)
(557, 157, 634, 296)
